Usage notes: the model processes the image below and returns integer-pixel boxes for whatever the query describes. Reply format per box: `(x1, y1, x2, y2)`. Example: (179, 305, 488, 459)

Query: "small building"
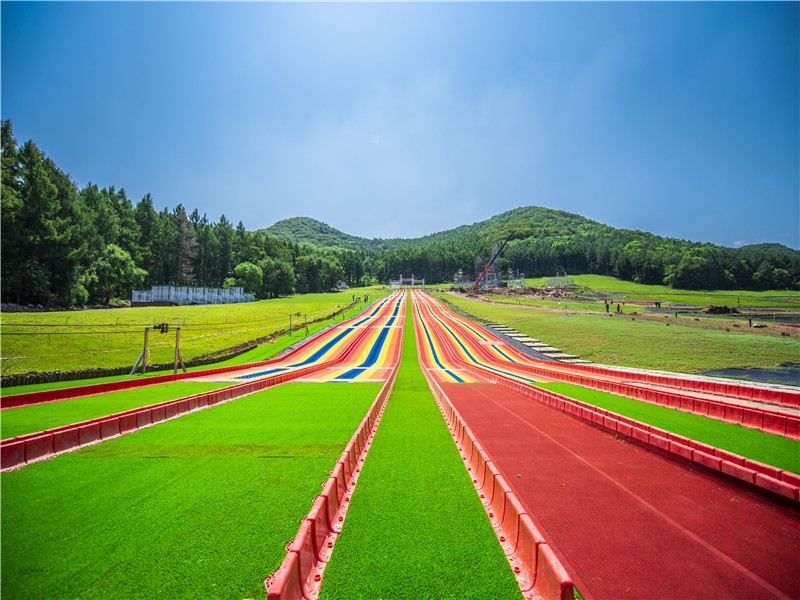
(389, 274, 425, 289)
(131, 285, 255, 306)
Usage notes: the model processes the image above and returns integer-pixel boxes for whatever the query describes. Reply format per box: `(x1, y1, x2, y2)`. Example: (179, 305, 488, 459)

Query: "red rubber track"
(443, 382, 800, 600)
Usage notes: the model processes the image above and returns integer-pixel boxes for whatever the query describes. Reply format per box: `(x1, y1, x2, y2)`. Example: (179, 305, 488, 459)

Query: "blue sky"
(2, 2, 798, 247)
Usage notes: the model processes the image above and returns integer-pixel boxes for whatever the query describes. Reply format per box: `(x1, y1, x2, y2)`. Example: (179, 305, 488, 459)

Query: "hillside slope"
(263, 206, 799, 289)
(264, 206, 607, 249)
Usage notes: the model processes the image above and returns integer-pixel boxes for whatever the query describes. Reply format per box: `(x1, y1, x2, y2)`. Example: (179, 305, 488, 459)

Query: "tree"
(135, 194, 159, 282)
(295, 255, 321, 293)
(233, 261, 263, 295)
(82, 244, 147, 305)
(320, 256, 345, 291)
(216, 215, 234, 284)
(260, 257, 296, 297)
(1, 120, 24, 301)
(173, 205, 199, 284)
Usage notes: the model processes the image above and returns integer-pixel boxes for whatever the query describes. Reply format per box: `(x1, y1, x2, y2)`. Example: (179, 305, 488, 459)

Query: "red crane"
(473, 233, 514, 289)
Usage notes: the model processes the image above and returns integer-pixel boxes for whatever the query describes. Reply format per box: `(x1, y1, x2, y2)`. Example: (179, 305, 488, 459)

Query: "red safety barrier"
(265, 364, 399, 600)
(492, 376, 800, 504)
(425, 371, 575, 600)
(534, 358, 800, 409)
(0, 360, 333, 471)
(482, 358, 800, 440)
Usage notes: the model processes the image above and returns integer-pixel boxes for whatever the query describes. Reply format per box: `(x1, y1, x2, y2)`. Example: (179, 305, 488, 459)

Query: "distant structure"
(507, 267, 525, 289)
(131, 285, 255, 307)
(547, 273, 575, 288)
(389, 274, 425, 289)
(453, 268, 472, 287)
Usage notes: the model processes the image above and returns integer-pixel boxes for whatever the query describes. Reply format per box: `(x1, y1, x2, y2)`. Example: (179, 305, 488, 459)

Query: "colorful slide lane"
(191, 291, 405, 384)
(414, 292, 799, 438)
(300, 291, 405, 382)
(411, 290, 800, 599)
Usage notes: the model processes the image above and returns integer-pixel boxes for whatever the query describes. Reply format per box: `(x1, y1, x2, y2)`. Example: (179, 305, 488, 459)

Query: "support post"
(174, 327, 186, 374)
(130, 327, 150, 375)
(289, 314, 293, 336)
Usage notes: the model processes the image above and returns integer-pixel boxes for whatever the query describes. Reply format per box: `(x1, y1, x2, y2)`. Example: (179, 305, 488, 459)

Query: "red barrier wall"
(265, 365, 399, 600)
(0, 361, 332, 471)
(522, 350, 799, 409)
(425, 372, 575, 600)
(500, 361, 800, 440)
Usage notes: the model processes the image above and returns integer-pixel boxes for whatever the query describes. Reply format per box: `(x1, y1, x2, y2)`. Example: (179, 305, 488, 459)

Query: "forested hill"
(265, 209, 800, 292)
(265, 207, 609, 250)
(265, 217, 374, 250)
(264, 206, 602, 250)
(1, 120, 798, 308)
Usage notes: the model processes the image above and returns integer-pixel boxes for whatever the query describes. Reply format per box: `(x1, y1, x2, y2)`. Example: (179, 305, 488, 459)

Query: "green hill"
(263, 206, 799, 289)
(264, 216, 374, 250)
(264, 207, 605, 250)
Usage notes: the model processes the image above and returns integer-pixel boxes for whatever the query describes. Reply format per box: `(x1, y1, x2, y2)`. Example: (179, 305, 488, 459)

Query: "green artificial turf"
(319, 304, 521, 599)
(0, 312, 347, 397)
(537, 381, 800, 474)
(1, 381, 381, 599)
(1, 287, 386, 375)
(439, 293, 800, 372)
(1, 381, 234, 439)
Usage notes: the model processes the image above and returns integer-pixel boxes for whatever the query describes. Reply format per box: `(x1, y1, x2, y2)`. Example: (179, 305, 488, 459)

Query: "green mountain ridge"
(263, 206, 799, 290)
(264, 206, 609, 249)
(264, 207, 797, 254)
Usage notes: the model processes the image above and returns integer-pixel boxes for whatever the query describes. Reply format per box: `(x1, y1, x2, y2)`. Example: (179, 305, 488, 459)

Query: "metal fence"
(131, 285, 255, 306)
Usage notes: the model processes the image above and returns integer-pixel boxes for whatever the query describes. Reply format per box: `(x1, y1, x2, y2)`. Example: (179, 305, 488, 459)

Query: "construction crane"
(473, 233, 514, 289)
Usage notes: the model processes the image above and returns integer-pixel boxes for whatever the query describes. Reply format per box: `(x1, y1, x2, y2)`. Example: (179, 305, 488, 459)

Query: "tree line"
(1, 121, 357, 307)
(1, 121, 797, 308)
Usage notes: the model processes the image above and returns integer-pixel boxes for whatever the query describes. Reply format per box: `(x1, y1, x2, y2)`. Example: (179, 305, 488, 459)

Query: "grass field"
(0, 381, 234, 439)
(439, 293, 800, 372)
(1, 287, 386, 375)
(1, 381, 381, 599)
(1, 311, 343, 397)
(537, 382, 800, 473)
(524, 274, 800, 308)
(319, 303, 520, 599)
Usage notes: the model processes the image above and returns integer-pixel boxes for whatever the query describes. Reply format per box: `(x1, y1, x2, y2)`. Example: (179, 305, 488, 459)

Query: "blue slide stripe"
(335, 292, 404, 380)
(235, 294, 394, 380)
(423, 300, 536, 385)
